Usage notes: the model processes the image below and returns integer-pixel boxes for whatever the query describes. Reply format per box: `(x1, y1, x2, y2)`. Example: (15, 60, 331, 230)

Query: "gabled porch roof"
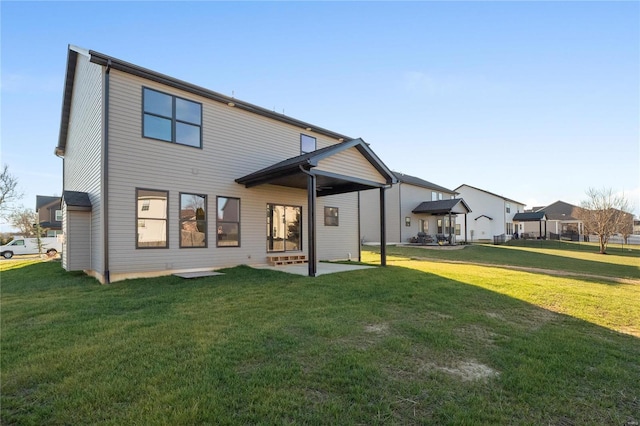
(513, 212, 547, 222)
(412, 199, 472, 215)
(235, 138, 396, 195)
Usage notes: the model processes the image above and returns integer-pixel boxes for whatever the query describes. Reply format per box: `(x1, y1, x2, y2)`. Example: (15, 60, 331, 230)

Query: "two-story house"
(55, 46, 395, 283)
(35, 195, 62, 236)
(360, 173, 471, 244)
(454, 184, 525, 242)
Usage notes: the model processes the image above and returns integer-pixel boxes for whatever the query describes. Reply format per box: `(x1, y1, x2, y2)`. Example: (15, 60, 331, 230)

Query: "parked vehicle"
(0, 237, 63, 259)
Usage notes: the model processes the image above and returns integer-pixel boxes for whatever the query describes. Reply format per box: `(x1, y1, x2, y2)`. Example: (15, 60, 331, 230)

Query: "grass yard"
(1, 246, 639, 425)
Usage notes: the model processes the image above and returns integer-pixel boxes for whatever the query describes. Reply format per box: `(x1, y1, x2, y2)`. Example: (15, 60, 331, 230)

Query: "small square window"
(324, 206, 339, 226)
(301, 134, 316, 154)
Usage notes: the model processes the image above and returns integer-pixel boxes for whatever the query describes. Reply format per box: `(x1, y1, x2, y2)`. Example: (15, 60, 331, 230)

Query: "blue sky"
(1, 1, 638, 231)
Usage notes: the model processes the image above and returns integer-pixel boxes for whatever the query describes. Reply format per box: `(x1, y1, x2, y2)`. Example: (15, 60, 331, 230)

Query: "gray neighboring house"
(360, 172, 471, 244)
(522, 200, 585, 239)
(55, 45, 396, 283)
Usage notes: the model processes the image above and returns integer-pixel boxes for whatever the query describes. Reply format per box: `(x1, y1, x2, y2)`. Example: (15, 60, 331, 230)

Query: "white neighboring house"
(454, 184, 525, 242)
(360, 173, 471, 244)
(55, 45, 396, 283)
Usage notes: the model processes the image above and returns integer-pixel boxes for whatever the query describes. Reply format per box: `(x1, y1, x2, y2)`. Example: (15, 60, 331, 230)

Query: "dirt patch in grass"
(364, 323, 390, 334)
(454, 324, 503, 346)
(420, 359, 499, 382)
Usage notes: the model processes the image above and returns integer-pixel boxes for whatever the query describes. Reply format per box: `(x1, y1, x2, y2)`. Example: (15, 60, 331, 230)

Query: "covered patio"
(411, 198, 472, 244)
(513, 211, 548, 239)
(236, 138, 396, 277)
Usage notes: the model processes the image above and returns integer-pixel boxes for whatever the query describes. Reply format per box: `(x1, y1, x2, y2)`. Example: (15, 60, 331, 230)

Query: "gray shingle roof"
(62, 191, 92, 210)
(513, 212, 546, 221)
(412, 199, 472, 215)
(36, 195, 61, 211)
(393, 172, 455, 193)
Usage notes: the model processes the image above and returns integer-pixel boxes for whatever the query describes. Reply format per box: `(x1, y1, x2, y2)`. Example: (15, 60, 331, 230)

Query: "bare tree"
(7, 207, 38, 237)
(0, 164, 23, 213)
(578, 187, 632, 254)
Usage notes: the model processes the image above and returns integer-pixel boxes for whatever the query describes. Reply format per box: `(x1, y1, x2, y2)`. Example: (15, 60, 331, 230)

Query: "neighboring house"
(634, 219, 640, 235)
(524, 200, 585, 239)
(55, 46, 395, 283)
(360, 172, 471, 244)
(454, 184, 525, 242)
(35, 195, 62, 236)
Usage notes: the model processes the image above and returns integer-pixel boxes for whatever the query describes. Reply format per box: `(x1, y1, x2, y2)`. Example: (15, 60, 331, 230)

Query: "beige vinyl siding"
(358, 185, 401, 244)
(316, 192, 360, 261)
(398, 183, 452, 243)
(63, 53, 103, 273)
(64, 210, 92, 271)
(106, 70, 363, 277)
(317, 147, 385, 183)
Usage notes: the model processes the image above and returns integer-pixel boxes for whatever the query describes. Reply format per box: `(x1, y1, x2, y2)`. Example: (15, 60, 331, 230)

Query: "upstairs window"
(301, 134, 316, 154)
(143, 88, 202, 148)
(55, 210, 62, 221)
(506, 203, 511, 213)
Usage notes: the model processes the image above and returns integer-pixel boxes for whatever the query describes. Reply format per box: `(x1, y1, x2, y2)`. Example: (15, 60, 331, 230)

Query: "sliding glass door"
(267, 204, 301, 252)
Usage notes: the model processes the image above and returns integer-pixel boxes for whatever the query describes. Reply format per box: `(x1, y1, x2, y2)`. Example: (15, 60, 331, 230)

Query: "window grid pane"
(143, 88, 202, 148)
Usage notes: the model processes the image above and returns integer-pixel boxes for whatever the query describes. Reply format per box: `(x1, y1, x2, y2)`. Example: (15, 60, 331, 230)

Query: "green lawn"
(366, 240, 640, 280)
(1, 249, 639, 425)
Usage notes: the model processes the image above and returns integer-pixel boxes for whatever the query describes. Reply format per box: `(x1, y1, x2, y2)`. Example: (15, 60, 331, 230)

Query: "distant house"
(35, 195, 62, 236)
(524, 201, 585, 240)
(55, 45, 395, 283)
(360, 172, 471, 244)
(454, 184, 525, 242)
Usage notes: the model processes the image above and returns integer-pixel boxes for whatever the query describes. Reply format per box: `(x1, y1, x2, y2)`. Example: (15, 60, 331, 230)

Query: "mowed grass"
(1, 250, 639, 425)
(367, 240, 640, 280)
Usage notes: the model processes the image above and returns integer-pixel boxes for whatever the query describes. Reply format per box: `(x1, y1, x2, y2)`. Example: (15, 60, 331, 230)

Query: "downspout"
(103, 59, 112, 283)
(299, 165, 316, 277)
(398, 183, 402, 244)
(357, 191, 361, 262)
(379, 186, 387, 266)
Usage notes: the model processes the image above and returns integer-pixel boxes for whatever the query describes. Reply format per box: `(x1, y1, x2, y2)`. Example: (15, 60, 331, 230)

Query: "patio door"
(267, 204, 301, 252)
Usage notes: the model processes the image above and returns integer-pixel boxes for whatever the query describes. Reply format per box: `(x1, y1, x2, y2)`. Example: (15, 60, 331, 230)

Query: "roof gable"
(36, 195, 61, 211)
(236, 138, 396, 195)
(454, 184, 524, 205)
